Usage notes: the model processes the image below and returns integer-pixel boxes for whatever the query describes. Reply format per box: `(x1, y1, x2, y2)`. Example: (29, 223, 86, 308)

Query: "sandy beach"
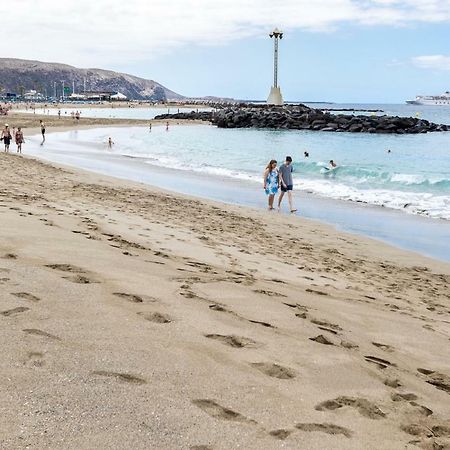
(0, 148, 449, 449)
(2, 111, 205, 137)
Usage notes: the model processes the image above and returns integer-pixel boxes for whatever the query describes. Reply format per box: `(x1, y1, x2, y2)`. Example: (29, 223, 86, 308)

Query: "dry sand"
(0, 152, 449, 450)
(3, 111, 206, 137)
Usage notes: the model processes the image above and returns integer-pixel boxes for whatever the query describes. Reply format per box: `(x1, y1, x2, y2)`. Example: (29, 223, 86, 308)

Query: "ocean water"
(28, 120, 448, 220)
(15, 105, 211, 120)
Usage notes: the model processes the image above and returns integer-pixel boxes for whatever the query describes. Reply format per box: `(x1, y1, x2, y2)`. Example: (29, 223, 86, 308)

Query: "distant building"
(23, 90, 45, 100)
(111, 92, 127, 101)
(67, 91, 127, 101)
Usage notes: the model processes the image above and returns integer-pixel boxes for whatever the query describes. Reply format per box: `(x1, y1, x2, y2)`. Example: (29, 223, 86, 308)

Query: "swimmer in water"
(329, 160, 337, 168)
(304, 151, 309, 158)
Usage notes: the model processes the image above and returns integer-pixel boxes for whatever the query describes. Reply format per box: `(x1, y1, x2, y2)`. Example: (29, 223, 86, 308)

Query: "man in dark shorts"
(1, 124, 12, 152)
(278, 155, 297, 213)
(40, 120, 46, 145)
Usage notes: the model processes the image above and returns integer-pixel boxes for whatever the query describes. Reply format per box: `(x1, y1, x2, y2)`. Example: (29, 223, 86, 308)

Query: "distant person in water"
(263, 159, 279, 210)
(108, 137, 114, 149)
(278, 156, 296, 213)
(304, 151, 309, 158)
(1, 124, 11, 152)
(40, 120, 46, 145)
(166, 121, 169, 131)
(15, 127, 24, 153)
(329, 160, 337, 168)
(387, 149, 391, 154)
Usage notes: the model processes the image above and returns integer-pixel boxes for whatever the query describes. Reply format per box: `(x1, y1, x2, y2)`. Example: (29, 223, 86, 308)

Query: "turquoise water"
(106, 125, 449, 220)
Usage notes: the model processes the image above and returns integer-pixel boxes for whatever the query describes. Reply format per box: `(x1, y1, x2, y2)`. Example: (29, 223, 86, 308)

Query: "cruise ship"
(406, 92, 450, 105)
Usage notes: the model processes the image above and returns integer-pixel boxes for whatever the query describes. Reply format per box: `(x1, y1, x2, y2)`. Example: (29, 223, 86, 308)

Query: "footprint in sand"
(1, 253, 17, 259)
(311, 319, 343, 331)
(372, 342, 395, 352)
(63, 275, 98, 284)
(1, 307, 30, 317)
(384, 378, 402, 388)
(204, 334, 260, 348)
(305, 288, 328, 296)
(269, 429, 294, 440)
(417, 368, 450, 395)
(137, 312, 172, 324)
(391, 392, 418, 402)
(91, 371, 146, 384)
(364, 356, 396, 369)
(192, 399, 256, 424)
(315, 396, 386, 419)
(23, 329, 61, 341)
(45, 264, 86, 273)
(295, 423, 352, 438)
(250, 362, 296, 379)
(253, 289, 287, 298)
(12, 292, 40, 302)
(113, 293, 145, 303)
(408, 402, 433, 417)
(310, 335, 335, 346)
(248, 319, 275, 328)
(26, 351, 45, 367)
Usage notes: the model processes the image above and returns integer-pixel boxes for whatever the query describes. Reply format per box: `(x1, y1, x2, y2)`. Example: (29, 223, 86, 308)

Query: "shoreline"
(0, 150, 449, 449)
(21, 125, 450, 263)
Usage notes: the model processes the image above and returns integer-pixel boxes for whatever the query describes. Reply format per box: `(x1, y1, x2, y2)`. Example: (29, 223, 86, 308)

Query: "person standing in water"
(40, 120, 46, 145)
(108, 137, 114, 149)
(15, 127, 24, 153)
(1, 124, 12, 152)
(329, 160, 337, 168)
(263, 159, 279, 210)
(278, 156, 296, 213)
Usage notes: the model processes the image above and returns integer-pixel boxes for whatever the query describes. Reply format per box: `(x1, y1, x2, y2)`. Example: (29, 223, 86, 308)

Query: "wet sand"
(0, 152, 449, 449)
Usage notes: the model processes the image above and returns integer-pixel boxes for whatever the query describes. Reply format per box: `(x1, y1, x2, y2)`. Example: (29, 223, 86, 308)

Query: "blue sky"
(126, 22, 450, 103)
(1, 0, 449, 103)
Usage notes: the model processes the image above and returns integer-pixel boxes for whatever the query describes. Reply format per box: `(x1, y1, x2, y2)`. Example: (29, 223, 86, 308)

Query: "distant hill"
(0, 58, 184, 101)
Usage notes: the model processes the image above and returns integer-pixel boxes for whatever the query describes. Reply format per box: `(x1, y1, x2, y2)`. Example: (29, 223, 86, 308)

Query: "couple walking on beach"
(264, 156, 297, 213)
(1, 124, 24, 153)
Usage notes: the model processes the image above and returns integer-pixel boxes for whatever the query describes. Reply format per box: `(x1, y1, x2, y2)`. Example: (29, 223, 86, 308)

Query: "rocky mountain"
(0, 58, 183, 101)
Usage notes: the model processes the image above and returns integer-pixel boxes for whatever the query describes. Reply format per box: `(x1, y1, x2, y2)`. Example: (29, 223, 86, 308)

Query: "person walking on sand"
(278, 156, 297, 213)
(263, 159, 279, 210)
(40, 120, 46, 145)
(15, 127, 24, 153)
(166, 121, 169, 131)
(149, 122, 152, 132)
(1, 124, 12, 152)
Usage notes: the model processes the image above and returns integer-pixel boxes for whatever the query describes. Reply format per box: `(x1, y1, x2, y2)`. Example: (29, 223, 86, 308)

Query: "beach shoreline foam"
(0, 151, 449, 449)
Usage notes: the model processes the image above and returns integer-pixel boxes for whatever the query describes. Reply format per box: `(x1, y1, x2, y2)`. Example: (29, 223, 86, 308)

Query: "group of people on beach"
(1, 124, 24, 153)
(0, 119, 45, 153)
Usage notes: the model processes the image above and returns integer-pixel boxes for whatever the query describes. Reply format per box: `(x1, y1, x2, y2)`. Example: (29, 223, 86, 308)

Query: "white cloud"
(1, 0, 450, 67)
(411, 55, 450, 71)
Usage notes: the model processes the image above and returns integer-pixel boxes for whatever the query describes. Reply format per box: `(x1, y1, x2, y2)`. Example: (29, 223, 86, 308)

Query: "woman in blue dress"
(263, 159, 279, 210)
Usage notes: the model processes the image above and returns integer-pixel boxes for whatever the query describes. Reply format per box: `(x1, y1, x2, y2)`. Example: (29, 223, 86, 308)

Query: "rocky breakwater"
(155, 105, 449, 134)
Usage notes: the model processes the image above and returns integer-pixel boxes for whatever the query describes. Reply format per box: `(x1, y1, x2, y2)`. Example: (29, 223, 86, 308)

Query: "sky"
(1, 0, 449, 103)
